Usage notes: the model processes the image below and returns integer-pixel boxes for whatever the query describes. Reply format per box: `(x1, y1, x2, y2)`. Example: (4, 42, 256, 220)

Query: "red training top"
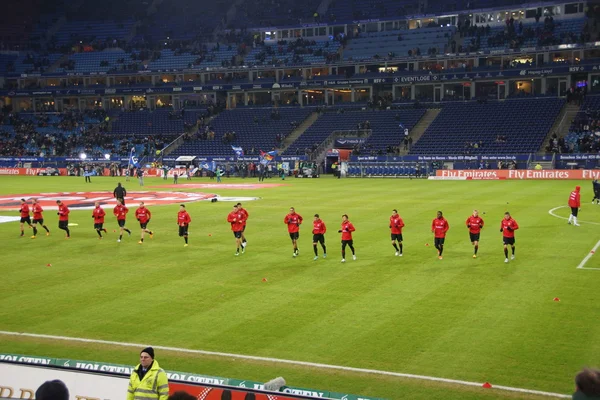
(340, 220, 355, 241)
(568, 189, 581, 208)
(500, 217, 519, 238)
(178, 211, 191, 226)
(390, 214, 405, 234)
(32, 204, 44, 220)
(238, 207, 249, 227)
(57, 204, 70, 221)
(466, 216, 484, 234)
(431, 217, 449, 238)
(227, 210, 245, 232)
(312, 218, 326, 234)
(92, 206, 106, 223)
(20, 203, 30, 218)
(135, 207, 151, 223)
(284, 212, 303, 233)
(113, 204, 129, 221)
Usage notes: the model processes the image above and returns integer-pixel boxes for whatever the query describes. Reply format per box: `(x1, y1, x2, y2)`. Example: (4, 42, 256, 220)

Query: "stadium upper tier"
(409, 97, 565, 155)
(344, 26, 455, 61)
(52, 20, 135, 47)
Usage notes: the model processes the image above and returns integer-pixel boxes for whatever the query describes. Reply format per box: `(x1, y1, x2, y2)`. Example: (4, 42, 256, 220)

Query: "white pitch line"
(0, 330, 569, 398)
(576, 239, 600, 270)
(548, 206, 600, 226)
(548, 206, 600, 270)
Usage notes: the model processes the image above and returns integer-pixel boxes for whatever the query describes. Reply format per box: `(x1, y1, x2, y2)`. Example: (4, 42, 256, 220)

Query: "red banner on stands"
(0, 168, 66, 176)
(169, 382, 298, 400)
(436, 169, 600, 180)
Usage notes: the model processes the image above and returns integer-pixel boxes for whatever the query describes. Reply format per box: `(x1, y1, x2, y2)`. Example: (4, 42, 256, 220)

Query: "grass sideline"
(0, 175, 599, 399)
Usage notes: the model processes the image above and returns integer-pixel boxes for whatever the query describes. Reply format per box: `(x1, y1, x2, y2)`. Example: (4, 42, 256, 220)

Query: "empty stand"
(171, 108, 313, 156)
(410, 98, 565, 155)
(344, 27, 454, 61)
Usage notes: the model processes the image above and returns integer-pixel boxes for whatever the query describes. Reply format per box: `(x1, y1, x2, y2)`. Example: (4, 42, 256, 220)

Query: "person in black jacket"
(113, 182, 126, 205)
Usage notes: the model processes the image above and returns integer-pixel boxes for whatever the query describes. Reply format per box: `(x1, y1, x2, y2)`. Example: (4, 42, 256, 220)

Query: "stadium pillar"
(351, 88, 355, 102)
(410, 84, 415, 100)
(297, 90, 303, 106)
(470, 83, 475, 99)
(244, 92, 249, 106)
(541, 77, 547, 95)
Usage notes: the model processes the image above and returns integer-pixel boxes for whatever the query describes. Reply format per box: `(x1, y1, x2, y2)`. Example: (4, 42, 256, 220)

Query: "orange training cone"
(482, 382, 492, 389)
(553, 297, 560, 302)
(46, 263, 52, 267)
(262, 278, 268, 282)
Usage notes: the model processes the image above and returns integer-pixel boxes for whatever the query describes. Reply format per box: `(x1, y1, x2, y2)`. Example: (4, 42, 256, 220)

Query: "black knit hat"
(141, 347, 154, 359)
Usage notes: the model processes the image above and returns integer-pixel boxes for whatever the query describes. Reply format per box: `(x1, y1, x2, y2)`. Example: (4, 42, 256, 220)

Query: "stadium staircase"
(540, 102, 581, 152)
(398, 108, 441, 155)
(279, 111, 320, 153)
(313, 128, 372, 164)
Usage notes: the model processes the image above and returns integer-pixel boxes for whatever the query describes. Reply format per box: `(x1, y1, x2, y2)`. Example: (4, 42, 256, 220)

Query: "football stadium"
(0, 0, 599, 399)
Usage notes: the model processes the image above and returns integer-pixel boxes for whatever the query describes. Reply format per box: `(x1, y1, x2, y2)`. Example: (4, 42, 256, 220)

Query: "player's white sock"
(568, 214, 573, 223)
(574, 217, 579, 226)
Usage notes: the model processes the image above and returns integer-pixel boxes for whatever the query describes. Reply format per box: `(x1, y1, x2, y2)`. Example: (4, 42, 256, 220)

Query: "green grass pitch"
(0, 175, 599, 400)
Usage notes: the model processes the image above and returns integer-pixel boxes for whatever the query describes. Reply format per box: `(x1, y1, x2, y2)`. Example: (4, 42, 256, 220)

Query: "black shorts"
(139, 222, 148, 229)
(469, 233, 480, 242)
(571, 207, 579, 217)
(179, 225, 188, 237)
(233, 231, 242, 238)
(20, 217, 31, 224)
(289, 232, 299, 241)
(32, 218, 44, 225)
(434, 237, 445, 246)
(503, 237, 515, 245)
(58, 221, 68, 229)
(94, 223, 104, 230)
(118, 220, 126, 227)
(313, 233, 325, 244)
(391, 233, 403, 242)
(341, 239, 354, 246)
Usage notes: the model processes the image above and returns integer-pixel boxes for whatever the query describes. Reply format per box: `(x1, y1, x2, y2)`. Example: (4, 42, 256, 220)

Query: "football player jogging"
(500, 211, 519, 263)
(177, 204, 191, 247)
(92, 202, 108, 239)
(312, 214, 327, 260)
(431, 211, 449, 260)
(339, 214, 356, 263)
(135, 202, 153, 244)
(389, 209, 405, 256)
(466, 209, 484, 258)
(284, 207, 303, 257)
(30, 198, 50, 238)
(227, 204, 245, 255)
(237, 202, 249, 248)
(113, 199, 132, 242)
(56, 200, 71, 238)
(19, 198, 32, 237)
(568, 185, 581, 226)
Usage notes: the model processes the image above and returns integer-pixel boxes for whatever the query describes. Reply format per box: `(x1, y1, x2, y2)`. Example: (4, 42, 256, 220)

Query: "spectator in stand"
(36, 380, 69, 400)
(573, 368, 600, 399)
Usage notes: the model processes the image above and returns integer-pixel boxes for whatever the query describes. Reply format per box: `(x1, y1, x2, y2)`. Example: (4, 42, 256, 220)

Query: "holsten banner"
(0, 353, 382, 400)
(435, 169, 600, 180)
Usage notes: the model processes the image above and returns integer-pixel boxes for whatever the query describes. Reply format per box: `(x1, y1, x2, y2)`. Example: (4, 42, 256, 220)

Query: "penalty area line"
(577, 239, 600, 270)
(0, 330, 569, 398)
